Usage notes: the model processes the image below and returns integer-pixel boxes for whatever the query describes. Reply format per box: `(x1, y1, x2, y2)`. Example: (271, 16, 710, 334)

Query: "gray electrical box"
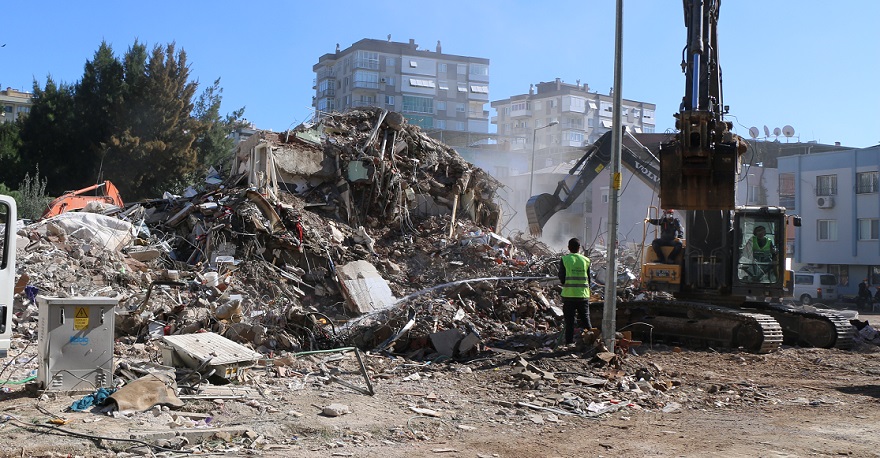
(38, 296, 118, 392)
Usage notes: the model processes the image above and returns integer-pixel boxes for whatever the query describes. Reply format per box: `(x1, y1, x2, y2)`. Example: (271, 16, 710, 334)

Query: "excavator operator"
(741, 225, 777, 283)
(647, 209, 683, 264)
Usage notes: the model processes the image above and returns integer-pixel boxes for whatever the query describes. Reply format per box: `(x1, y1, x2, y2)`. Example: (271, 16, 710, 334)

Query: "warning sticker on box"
(74, 307, 89, 330)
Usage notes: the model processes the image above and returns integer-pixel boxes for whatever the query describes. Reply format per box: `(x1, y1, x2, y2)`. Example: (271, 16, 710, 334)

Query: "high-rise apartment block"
(491, 78, 656, 165)
(312, 38, 490, 145)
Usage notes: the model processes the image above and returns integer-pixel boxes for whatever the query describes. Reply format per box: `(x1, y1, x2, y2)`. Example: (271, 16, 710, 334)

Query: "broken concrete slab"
(430, 328, 464, 357)
(337, 260, 397, 314)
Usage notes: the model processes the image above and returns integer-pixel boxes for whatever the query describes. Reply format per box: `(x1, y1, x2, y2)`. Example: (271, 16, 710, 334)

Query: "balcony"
(468, 109, 489, 119)
(316, 68, 336, 80)
(352, 100, 378, 108)
(353, 81, 380, 90)
(490, 116, 498, 124)
(510, 108, 531, 118)
(354, 58, 379, 70)
(319, 88, 336, 97)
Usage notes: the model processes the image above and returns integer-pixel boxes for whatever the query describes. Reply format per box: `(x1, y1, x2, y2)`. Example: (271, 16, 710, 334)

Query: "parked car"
(789, 272, 839, 305)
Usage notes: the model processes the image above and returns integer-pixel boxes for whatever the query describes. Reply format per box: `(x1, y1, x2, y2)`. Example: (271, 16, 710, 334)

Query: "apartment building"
(491, 78, 656, 168)
(312, 37, 490, 146)
(778, 149, 880, 295)
(0, 87, 32, 124)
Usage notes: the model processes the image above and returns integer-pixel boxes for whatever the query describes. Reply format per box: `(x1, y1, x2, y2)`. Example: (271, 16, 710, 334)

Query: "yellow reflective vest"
(561, 253, 591, 299)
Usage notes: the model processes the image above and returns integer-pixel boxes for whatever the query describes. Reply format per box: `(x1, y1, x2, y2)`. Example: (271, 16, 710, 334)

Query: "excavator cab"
(730, 207, 789, 300)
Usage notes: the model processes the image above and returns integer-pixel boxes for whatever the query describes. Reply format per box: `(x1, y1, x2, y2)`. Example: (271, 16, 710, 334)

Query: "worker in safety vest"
(557, 238, 592, 345)
(742, 225, 777, 282)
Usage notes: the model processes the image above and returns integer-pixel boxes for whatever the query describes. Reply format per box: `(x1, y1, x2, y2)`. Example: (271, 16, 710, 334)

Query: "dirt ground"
(2, 311, 880, 458)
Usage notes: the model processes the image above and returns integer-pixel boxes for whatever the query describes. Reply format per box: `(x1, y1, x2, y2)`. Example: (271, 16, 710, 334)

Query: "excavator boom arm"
(526, 131, 660, 235)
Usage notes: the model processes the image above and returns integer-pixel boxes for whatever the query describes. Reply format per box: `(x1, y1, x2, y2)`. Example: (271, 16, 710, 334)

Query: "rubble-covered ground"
(4, 108, 880, 456)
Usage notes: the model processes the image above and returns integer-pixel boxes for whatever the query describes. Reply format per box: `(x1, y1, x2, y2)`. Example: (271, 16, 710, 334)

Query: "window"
(385, 95, 394, 106)
(353, 70, 379, 89)
(454, 121, 465, 131)
(470, 85, 489, 94)
(457, 64, 466, 75)
(435, 119, 446, 129)
(456, 103, 465, 113)
(469, 64, 489, 76)
(511, 102, 529, 112)
(857, 171, 879, 194)
(385, 76, 395, 86)
(816, 175, 837, 196)
(817, 219, 838, 241)
(747, 185, 760, 204)
(403, 114, 433, 129)
(871, 266, 880, 286)
(437, 101, 447, 111)
(829, 265, 849, 287)
(354, 50, 379, 69)
(859, 218, 879, 240)
(643, 109, 654, 119)
(438, 63, 447, 72)
(601, 187, 609, 204)
(457, 85, 467, 93)
(779, 173, 795, 210)
(386, 57, 396, 68)
(402, 96, 433, 114)
(409, 60, 418, 68)
(600, 101, 613, 115)
(438, 81, 449, 90)
(587, 118, 595, 128)
(566, 131, 584, 143)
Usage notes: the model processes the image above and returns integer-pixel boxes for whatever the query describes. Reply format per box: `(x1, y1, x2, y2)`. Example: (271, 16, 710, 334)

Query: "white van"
(790, 272, 839, 305)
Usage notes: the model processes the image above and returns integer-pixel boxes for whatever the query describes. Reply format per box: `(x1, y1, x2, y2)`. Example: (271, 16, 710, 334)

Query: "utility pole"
(602, 0, 624, 353)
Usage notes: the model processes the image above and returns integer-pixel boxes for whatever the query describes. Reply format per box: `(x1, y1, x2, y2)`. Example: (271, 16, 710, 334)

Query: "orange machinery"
(40, 181, 124, 219)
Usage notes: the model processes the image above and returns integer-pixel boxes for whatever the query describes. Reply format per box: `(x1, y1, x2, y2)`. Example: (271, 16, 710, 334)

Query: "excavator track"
(612, 299, 783, 353)
(743, 303, 853, 350)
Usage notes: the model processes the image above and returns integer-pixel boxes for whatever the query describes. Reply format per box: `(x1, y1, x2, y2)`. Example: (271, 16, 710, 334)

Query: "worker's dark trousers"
(562, 298, 591, 344)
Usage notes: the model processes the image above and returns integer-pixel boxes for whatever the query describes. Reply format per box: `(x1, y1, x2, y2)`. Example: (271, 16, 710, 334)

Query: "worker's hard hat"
(663, 209, 674, 214)
(753, 225, 766, 234)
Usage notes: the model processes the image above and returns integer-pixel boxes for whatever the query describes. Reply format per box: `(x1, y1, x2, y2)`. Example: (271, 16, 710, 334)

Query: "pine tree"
(105, 42, 198, 199)
(192, 77, 246, 177)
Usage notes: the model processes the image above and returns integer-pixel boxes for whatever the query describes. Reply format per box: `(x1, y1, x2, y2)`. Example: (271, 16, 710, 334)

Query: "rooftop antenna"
(763, 125, 770, 139)
(782, 125, 795, 143)
(773, 127, 781, 142)
(748, 126, 760, 140)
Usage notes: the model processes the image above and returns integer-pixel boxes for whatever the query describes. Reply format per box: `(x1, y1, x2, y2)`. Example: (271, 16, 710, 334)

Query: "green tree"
(75, 41, 125, 180)
(192, 77, 246, 177)
(17, 77, 80, 195)
(104, 42, 199, 200)
(0, 120, 22, 188)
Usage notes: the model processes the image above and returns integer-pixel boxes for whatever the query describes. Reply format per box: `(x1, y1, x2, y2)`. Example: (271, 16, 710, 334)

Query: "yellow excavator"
(526, 0, 851, 352)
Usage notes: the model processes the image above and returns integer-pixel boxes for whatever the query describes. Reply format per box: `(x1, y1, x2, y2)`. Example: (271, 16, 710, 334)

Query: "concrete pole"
(602, 0, 624, 353)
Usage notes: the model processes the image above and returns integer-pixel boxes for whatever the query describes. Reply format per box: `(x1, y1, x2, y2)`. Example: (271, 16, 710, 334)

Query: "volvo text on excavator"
(525, 0, 851, 352)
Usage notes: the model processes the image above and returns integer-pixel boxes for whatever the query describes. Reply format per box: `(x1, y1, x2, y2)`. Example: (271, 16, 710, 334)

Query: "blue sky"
(4, 1, 878, 148)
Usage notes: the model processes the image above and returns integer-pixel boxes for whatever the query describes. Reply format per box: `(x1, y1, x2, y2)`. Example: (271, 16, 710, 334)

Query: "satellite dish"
(748, 127, 760, 139)
(763, 125, 770, 137)
(773, 127, 781, 137)
(782, 125, 795, 137)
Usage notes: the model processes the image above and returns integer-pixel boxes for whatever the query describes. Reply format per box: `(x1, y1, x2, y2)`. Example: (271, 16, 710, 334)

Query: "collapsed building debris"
(11, 107, 589, 367)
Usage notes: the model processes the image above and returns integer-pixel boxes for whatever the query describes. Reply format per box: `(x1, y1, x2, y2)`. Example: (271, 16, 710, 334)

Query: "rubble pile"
(11, 107, 581, 360)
